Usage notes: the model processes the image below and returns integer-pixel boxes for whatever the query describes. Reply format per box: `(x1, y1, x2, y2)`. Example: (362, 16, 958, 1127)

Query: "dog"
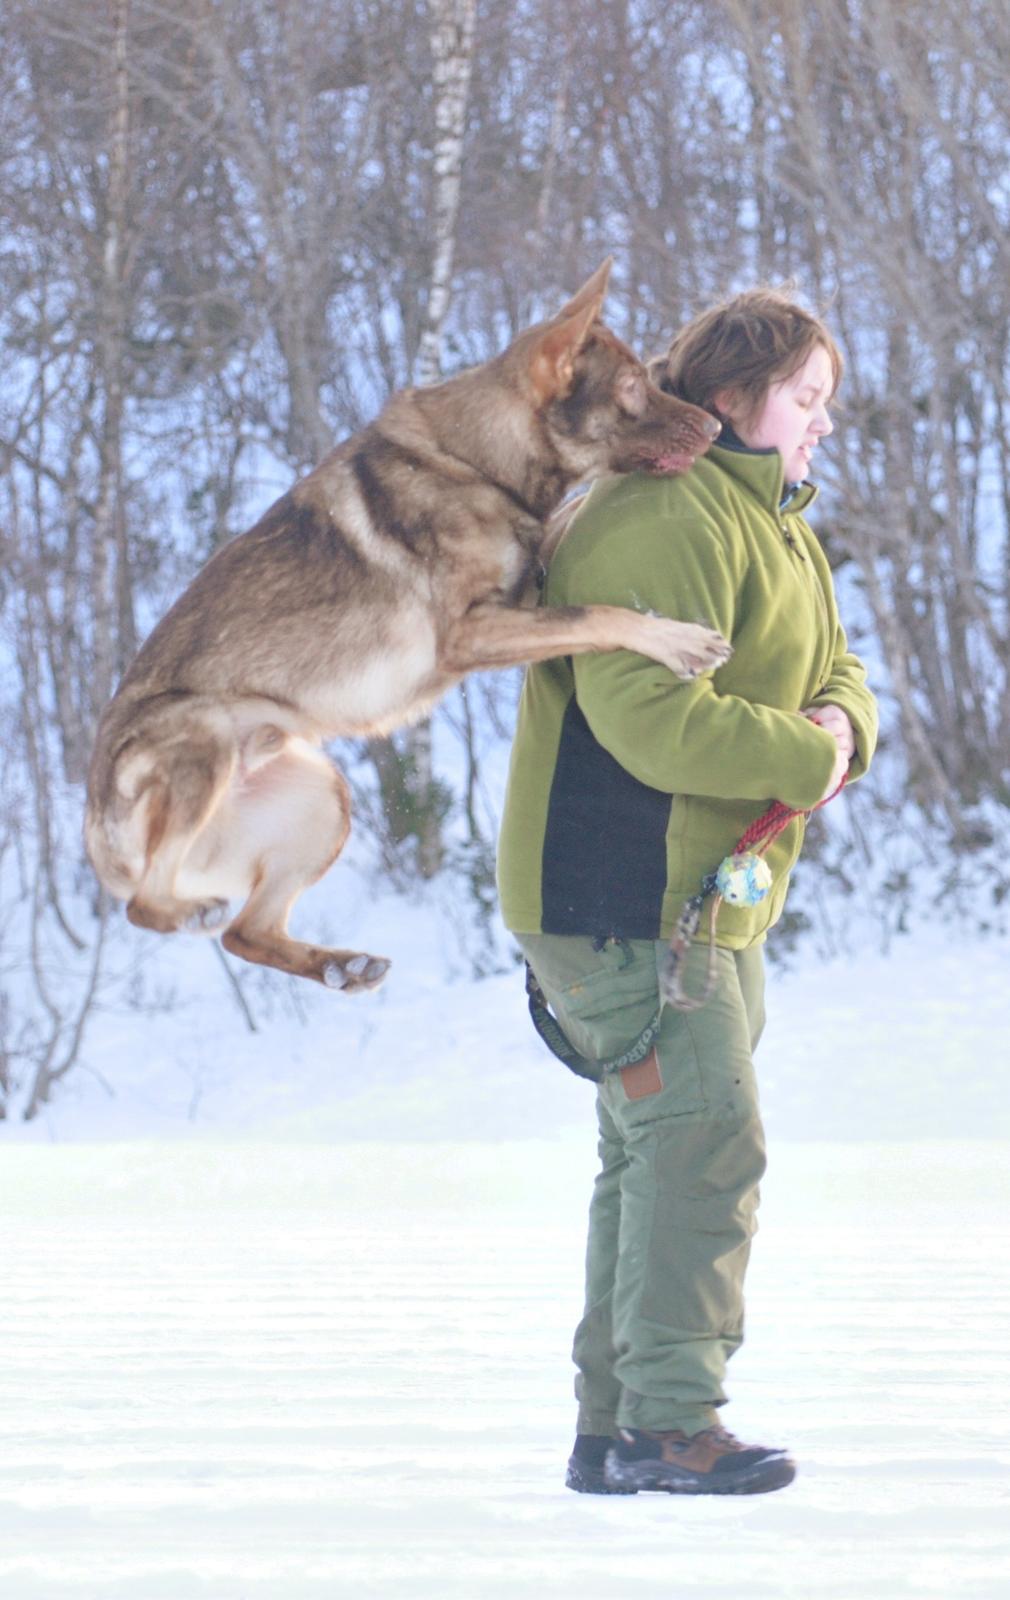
(85, 259, 728, 991)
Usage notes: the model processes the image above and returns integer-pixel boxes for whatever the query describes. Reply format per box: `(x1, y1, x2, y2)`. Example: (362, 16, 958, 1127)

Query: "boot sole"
(604, 1453, 796, 1496)
(565, 1459, 637, 1495)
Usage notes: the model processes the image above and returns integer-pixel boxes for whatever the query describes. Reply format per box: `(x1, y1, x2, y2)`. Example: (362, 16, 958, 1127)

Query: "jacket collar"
(708, 430, 818, 517)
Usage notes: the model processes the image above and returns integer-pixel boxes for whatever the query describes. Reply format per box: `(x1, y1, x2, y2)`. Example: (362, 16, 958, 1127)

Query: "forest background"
(2, 0, 1008, 1121)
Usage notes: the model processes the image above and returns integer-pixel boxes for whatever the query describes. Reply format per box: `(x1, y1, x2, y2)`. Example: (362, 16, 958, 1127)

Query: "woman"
(496, 288, 878, 1497)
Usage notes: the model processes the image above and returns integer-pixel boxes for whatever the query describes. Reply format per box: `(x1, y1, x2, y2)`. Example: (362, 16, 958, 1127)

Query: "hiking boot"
(564, 1433, 635, 1495)
(603, 1422, 796, 1496)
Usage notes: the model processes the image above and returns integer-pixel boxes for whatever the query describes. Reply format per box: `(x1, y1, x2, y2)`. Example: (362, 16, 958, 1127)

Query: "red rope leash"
(736, 772, 846, 856)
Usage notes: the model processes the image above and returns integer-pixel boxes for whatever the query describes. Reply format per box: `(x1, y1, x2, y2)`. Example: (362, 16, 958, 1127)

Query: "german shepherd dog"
(85, 260, 727, 992)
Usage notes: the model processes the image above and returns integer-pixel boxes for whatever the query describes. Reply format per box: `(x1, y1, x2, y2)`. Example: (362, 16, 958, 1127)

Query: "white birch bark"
(404, 0, 476, 877)
(91, 0, 134, 715)
(414, 0, 477, 387)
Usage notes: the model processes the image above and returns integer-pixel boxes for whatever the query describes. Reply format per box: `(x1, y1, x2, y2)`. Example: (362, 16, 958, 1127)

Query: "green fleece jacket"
(496, 442, 878, 947)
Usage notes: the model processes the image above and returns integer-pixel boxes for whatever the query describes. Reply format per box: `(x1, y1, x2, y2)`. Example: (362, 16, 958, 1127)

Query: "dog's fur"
(85, 260, 728, 991)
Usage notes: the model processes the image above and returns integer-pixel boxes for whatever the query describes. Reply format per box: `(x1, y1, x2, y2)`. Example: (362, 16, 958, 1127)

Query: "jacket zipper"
(779, 485, 807, 559)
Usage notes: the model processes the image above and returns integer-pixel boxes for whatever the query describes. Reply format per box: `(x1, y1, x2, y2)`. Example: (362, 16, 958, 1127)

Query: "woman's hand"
(803, 703, 855, 803)
(803, 703, 855, 760)
(818, 743, 849, 803)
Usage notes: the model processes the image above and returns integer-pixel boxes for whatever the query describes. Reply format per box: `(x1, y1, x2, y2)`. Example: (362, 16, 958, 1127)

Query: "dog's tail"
(84, 697, 241, 902)
(84, 741, 170, 898)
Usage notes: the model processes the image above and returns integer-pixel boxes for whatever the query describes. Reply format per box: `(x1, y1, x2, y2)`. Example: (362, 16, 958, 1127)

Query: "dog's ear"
(528, 300, 601, 404)
(526, 260, 614, 405)
(557, 258, 613, 319)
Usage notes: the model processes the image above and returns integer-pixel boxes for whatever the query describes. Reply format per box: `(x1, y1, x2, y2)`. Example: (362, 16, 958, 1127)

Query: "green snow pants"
(517, 933, 768, 1437)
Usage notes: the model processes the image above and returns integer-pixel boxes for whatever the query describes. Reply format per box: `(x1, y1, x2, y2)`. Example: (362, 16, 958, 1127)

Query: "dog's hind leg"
(215, 741, 391, 992)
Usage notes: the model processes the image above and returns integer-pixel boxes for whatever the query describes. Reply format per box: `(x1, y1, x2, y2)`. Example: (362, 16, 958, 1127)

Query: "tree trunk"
(91, 0, 135, 716)
(375, 0, 476, 881)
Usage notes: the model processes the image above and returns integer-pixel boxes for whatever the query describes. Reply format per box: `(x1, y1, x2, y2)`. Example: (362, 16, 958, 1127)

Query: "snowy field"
(3, 882, 1009, 1599)
(2, 1138, 1009, 1600)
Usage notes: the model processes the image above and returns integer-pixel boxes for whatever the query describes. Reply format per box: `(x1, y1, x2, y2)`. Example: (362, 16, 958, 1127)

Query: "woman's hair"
(649, 286, 843, 427)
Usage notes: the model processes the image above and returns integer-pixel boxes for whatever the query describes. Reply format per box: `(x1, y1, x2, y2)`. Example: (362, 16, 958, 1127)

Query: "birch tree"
(2, 0, 1009, 1114)
(371, 0, 478, 882)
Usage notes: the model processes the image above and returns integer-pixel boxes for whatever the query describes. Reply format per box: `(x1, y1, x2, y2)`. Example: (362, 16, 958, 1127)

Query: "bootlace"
(692, 1423, 744, 1450)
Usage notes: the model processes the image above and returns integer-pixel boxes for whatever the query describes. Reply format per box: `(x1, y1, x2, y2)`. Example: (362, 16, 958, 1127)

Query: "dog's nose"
(702, 414, 722, 440)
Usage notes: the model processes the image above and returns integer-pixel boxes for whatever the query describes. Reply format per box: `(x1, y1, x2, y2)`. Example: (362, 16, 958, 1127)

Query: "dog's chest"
(433, 513, 537, 606)
(478, 517, 543, 603)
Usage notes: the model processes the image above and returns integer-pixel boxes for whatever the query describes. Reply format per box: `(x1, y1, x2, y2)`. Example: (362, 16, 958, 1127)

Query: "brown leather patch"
(619, 1048, 663, 1101)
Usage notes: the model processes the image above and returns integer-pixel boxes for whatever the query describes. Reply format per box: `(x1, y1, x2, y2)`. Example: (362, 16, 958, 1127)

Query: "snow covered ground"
(3, 878, 1009, 1598)
(2, 1138, 1008, 1600)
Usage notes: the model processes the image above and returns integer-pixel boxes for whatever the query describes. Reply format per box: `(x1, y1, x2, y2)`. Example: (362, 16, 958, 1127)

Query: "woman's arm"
(548, 499, 840, 809)
(802, 541, 879, 780)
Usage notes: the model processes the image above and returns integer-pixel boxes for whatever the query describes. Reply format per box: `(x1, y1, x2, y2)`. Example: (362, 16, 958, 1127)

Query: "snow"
(9, 871, 1009, 1143)
(2, 1139, 1008, 1599)
(2, 879, 1009, 1597)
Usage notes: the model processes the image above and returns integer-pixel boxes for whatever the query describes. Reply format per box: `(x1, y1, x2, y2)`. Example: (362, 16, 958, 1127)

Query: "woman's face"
(725, 343, 835, 484)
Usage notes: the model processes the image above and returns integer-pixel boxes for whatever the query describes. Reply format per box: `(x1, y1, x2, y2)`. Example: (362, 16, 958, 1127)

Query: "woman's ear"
(644, 353, 669, 388)
(709, 388, 737, 423)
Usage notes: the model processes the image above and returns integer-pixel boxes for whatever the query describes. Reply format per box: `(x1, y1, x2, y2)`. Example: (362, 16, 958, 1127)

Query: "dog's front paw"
(646, 619, 732, 680)
(675, 624, 733, 680)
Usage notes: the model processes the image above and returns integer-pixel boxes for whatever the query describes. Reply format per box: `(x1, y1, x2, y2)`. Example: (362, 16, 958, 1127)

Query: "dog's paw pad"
(353, 955, 392, 988)
(185, 899, 231, 933)
(323, 955, 391, 992)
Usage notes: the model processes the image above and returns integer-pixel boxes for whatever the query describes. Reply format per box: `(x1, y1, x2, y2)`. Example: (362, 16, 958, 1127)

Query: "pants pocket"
(607, 946, 760, 1127)
(519, 935, 660, 1069)
(606, 1013, 707, 1121)
(551, 951, 660, 1066)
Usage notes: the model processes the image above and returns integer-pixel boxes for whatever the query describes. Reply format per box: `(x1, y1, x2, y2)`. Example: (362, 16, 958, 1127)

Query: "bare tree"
(371, 0, 478, 881)
(2, 0, 1008, 1114)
